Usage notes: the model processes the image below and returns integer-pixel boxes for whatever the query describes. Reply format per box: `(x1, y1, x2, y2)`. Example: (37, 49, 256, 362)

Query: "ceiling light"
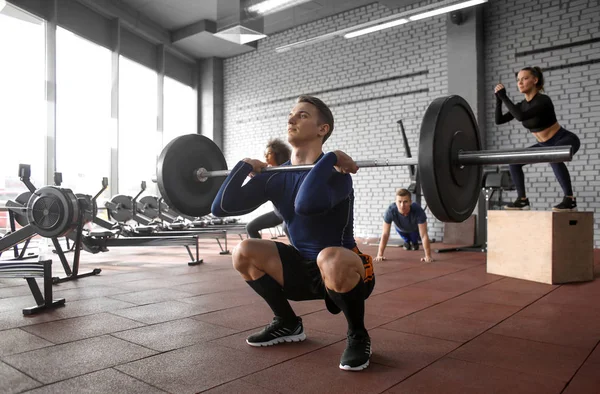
(274, 0, 481, 52)
(0, 0, 6, 12)
(344, 18, 409, 39)
(214, 25, 267, 45)
(239, 33, 267, 44)
(248, 0, 312, 16)
(409, 0, 488, 21)
(275, 34, 333, 53)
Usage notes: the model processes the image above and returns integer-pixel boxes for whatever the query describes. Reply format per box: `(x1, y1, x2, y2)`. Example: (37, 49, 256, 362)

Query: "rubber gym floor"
(1, 235, 599, 394)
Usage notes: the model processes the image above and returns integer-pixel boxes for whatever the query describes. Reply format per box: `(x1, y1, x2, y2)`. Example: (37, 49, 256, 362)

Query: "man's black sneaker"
(411, 243, 420, 251)
(339, 333, 372, 371)
(246, 316, 305, 347)
(505, 198, 530, 210)
(552, 197, 577, 212)
(402, 242, 412, 251)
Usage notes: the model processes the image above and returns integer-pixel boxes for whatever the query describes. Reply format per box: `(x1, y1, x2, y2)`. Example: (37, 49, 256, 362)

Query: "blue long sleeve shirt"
(212, 152, 357, 260)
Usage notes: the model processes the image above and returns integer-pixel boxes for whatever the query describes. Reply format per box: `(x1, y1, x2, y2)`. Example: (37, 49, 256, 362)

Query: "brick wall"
(222, 0, 600, 247)
(484, 0, 600, 246)
(223, 1, 448, 242)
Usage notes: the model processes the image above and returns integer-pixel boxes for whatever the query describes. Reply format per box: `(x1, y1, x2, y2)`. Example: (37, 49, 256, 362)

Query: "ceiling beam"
(171, 19, 217, 43)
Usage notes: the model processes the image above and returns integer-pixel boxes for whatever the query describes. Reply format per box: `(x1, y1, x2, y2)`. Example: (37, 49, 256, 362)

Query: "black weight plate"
(138, 196, 159, 219)
(157, 134, 228, 217)
(27, 186, 79, 238)
(418, 95, 482, 222)
(107, 195, 134, 223)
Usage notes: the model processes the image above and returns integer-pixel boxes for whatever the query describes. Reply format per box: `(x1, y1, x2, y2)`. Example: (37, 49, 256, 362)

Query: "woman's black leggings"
(509, 127, 580, 198)
(246, 211, 288, 239)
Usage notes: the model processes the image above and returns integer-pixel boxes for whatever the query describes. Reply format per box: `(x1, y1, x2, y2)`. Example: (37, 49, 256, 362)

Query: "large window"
(56, 27, 112, 200)
(0, 4, 45, 229)
(163, 76, 197, 147)
(118, 56, 159, 197)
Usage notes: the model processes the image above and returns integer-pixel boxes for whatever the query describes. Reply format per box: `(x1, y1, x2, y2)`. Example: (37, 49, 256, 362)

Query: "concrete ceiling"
(89, 0, 422, 59)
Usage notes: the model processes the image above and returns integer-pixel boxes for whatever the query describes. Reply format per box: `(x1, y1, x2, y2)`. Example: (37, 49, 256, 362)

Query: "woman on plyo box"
(494, 66, 580, 211)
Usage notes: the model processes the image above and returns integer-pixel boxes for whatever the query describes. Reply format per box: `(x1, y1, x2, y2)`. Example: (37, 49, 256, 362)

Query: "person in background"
(375, 188, 433, 263)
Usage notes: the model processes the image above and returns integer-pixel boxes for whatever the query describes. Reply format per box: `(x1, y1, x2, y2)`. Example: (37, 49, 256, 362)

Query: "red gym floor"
(1, 236, 599, 394)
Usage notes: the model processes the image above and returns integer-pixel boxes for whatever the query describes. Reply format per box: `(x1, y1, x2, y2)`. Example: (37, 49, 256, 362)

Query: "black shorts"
(275, 242, 375, 314)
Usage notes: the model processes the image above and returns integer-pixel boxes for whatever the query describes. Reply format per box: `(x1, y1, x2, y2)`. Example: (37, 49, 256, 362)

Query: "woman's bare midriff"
(532, 122, 561, 142)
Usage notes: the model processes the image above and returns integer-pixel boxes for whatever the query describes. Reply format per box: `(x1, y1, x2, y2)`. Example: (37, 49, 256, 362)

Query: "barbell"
(156, 95, 573, 223)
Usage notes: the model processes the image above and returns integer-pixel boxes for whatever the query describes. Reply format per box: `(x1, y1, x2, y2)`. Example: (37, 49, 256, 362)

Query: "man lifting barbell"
(211, 95, 375, 372)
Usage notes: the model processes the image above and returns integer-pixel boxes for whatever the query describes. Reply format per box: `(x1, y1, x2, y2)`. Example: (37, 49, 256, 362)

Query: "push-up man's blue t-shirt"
(383, 202, 427, 233)
(211, 152, 357, 260)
